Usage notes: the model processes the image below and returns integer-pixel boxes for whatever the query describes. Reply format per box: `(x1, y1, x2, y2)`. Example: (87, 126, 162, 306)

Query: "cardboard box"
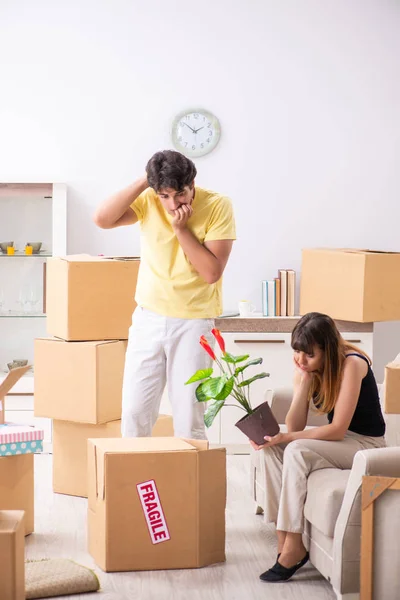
(384, 354, 400, 414)
(0, 511, 25, 600)
(0, 454, 34, 535)
(151, 414, 174, 437)
(34, 338, 127, 424)
(53, 419, 122, 498)
(46, 254, 140, 341)
(53, 415, 174, 498)
(87, 437, 226, 572)
(0, 365, 31, 424)
(300, 248, 400, 322)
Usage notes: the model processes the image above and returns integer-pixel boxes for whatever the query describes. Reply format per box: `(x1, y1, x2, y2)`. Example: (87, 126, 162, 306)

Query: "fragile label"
(137, 479, 170, 544)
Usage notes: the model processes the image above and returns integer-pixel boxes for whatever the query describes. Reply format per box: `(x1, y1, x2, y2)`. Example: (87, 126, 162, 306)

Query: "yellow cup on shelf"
(25, 245, 33, 255)
(7, 246, 14, 255)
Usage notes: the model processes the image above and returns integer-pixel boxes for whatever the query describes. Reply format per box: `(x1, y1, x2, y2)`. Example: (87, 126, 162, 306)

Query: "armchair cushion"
(304, 468, 350, 537)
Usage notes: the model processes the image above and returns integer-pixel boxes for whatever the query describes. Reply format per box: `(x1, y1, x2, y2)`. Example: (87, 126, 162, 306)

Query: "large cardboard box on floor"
(46, 254, 140, 341)
(53, 415, 174, 498)
(34, 338, 127, 424)
(300, 248, 400, 322)
(0, 454, 34, 535)
(0, 511, 25, 600)
(87, 437, 226, 572)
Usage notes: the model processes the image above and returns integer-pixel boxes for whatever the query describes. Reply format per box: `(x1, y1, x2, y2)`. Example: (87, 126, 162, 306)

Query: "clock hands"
(182, 122, 205, 135)
(182, 122, 196, 133)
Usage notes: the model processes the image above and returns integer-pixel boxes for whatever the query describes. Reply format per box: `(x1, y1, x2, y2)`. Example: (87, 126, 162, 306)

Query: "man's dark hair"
(146, 150, 197, 192)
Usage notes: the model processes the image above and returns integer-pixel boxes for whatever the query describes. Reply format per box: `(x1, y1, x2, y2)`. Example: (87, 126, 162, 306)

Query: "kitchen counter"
(215, 315, 373, 333)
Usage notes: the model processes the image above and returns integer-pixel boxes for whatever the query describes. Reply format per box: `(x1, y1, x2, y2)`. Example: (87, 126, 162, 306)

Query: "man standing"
(94, 150, 236, 439)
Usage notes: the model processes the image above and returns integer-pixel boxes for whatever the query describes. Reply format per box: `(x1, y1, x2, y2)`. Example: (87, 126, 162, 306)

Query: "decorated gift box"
(0, 423, 44, 456)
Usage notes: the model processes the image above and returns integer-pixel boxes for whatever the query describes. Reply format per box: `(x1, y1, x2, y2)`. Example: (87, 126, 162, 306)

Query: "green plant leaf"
(234, 357, 263, 376)
(238, 372, 270, 387)
(185, 368, 213, 385)
(215, 376, 234, 400)
(195, 383, 209, 402)
(222, 352, 250, 364)
(204, 400, 225, 428)
(195, 376, 226, 402)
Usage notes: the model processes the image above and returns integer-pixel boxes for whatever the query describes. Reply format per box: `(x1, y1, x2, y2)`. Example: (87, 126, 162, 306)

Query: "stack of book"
(262, 270, 296, 317)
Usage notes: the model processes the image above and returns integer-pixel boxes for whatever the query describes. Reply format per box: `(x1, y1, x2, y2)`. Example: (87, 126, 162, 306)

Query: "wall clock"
(171, 109, 221, 158)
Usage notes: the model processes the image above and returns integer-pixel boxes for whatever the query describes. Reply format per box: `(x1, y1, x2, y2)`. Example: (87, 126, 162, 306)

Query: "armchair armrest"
(332, 447, 400, 592)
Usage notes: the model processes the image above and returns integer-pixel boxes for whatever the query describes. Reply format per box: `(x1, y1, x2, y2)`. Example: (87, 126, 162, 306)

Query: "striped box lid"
(0, 423, 44, 444)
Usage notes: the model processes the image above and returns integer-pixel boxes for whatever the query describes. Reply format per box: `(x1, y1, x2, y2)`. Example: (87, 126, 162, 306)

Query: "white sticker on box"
(136, 479, 170, 544)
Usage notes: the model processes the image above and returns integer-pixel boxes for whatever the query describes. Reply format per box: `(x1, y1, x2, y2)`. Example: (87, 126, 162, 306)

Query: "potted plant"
(185, 328, 280, 445)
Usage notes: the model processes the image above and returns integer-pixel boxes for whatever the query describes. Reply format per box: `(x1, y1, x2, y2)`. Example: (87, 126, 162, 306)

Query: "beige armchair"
(250, 387, 400, 600)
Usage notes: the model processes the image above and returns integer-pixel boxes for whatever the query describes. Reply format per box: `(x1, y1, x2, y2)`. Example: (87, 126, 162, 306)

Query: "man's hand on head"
(172, 204, 193, 231)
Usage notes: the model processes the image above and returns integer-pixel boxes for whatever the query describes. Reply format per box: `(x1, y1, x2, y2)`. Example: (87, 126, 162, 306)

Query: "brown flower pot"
(235, 401, 280, 445)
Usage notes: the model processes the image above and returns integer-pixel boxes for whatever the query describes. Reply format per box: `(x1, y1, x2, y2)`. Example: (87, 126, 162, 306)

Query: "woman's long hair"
(291, 312, 370, 414)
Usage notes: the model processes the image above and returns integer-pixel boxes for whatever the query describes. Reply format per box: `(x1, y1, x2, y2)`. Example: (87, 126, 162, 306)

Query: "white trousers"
(260, 431, 386, 533)
(121, 307, 215, 439)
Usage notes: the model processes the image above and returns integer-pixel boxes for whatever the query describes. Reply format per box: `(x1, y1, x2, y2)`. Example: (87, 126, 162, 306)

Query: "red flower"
(199, 335, 216, 360)
(211, 328, 226, 354)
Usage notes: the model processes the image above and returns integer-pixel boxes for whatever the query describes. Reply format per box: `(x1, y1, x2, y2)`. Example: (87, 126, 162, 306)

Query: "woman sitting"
(251, 312, 386, 583)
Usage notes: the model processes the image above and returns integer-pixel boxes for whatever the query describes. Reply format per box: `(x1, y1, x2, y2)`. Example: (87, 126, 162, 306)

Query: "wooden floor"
(26, 454, 336, 600)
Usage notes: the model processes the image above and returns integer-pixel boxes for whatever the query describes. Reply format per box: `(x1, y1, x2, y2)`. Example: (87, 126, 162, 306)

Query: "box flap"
(386, 362, 400, 370)
(52, 254, 140, 263)
(0, 510, 25, 533)
(102, 256, 140, 261)
(181, 439, 209, 451)
(0, 365, 31, 398)
(88, 437, 197, 454)
(35, 337, 120, 347)
(305, 247, 400, 256)
(48, 254, 92, 262)
(90, 438, 197, 502)
(95, 445, 106, 501)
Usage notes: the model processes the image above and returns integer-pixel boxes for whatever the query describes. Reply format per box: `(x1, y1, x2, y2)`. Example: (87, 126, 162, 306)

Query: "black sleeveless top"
(326, 353, 386, 437)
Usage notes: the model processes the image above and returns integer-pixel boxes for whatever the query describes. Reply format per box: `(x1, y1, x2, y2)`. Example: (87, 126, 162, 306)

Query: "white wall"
(0, 0, 399, 378)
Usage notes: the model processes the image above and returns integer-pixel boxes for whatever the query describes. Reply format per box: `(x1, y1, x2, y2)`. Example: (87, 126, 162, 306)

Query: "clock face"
(171, 109, 221, 158)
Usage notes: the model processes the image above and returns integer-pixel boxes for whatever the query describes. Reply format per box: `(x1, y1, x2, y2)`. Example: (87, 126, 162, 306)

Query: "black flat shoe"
(260, 552, 309, 582)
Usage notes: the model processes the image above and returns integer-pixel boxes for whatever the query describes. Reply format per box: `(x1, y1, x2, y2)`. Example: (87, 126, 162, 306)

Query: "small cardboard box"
(0, 454, 34, 535)
(34, 338, 127, 424)
(300, 248, 400, 322)
(87, 437, 226, 572)
(384, 354, 400, 414)
(53, 415, 174, 498)
(46, 254, 140, 341)
(0, 365, 31, 425)
(0, 511, 25, 600)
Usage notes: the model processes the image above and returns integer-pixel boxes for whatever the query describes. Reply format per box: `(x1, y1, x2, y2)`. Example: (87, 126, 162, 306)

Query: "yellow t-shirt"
(131, 186, 236, 319)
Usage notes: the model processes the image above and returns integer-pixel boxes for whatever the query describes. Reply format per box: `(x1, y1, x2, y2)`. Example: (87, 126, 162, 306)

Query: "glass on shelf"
(0, 182, 66, 373)
(16, 287, 40, 315)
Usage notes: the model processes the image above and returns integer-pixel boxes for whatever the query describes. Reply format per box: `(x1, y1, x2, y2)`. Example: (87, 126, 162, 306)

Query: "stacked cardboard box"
(0, 366, 43, 535)
(34, 255, 226, 571)
(35, 255, 174, 497)
(34, 255, 139, 497)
